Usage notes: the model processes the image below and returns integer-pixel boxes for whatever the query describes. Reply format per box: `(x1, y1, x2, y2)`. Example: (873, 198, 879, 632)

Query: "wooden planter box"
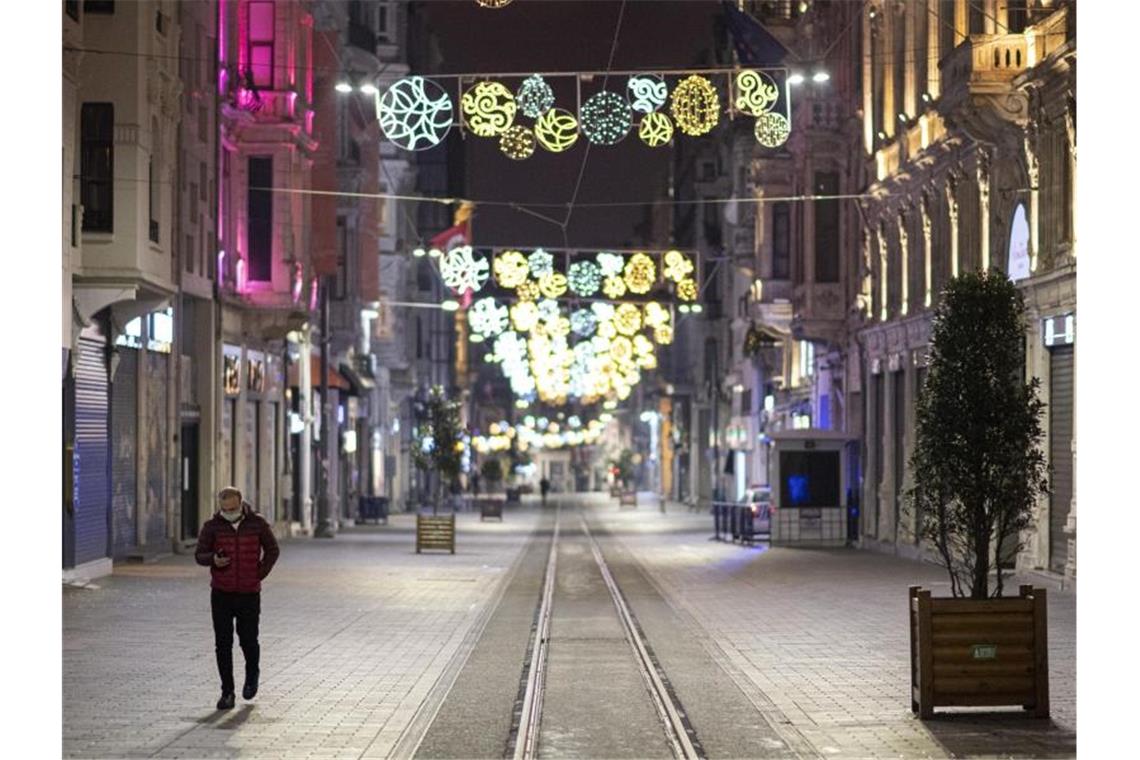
(416, 514, 456, 554)
(479, 498, 504, 521)
(909, 585, 1049, 719)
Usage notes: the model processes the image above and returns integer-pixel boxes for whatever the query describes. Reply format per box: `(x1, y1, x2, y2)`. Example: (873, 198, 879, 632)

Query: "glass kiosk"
(768, 430, 854, 546)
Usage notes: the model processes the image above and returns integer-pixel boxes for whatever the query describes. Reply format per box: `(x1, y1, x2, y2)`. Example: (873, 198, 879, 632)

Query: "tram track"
(509, 502, 704, 760)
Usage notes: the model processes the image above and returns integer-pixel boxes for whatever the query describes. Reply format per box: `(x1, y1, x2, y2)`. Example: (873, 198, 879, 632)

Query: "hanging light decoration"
(570, 309, 598, 337)
(535, 108, 580, 153)
(461, 81, 517, 137)
(517, 74, 555, 118)
(538, 272, 569, 298)
(602, 275, 627, 299)
(440, 246, 490, 294)
(516, 280, 541, 302)
(676, 277, 698, 301)
(754, 111, 791, 147)
(510, 301, 540, 332)
(474, 0, 514, 7)
(643, 301, 671, 328)
(500, 125, 537, 160)
(670, 75, 720, 136)
(527, 248, 554, 278)
(596, 252, 625, 277)
(567, 260, 603, 296)
(579, 91, 633, 146)
(494, 250, 530, 288)
(536, 298, 560, 322)
(734, 70, 780, 116)
(376, 76, 455, 151)
(663, 249, 695, 282)
(613, 303, 643, 336)
(627, 75, 668, 114)
(469, 297, 509, 337)
(548, 316, 571, 338)
(638, 112, 674, 147)
(623, 253, 656, 294)
(610, 336, 634, 365)
(654, 324, 675, 345)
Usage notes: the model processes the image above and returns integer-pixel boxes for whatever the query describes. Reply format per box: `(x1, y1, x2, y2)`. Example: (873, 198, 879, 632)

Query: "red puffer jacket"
(194, 503, 280, 593)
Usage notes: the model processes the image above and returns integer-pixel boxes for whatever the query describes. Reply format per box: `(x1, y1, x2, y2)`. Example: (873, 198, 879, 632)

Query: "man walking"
(195, 487, 280, 710)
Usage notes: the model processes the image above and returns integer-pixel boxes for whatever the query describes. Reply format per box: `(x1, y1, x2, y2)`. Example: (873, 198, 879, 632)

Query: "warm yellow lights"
(663, 249, 694, 282)
(538, 272, 568, 298)
(734, 69, 779, 116)
(754, 112, 791, 148)
(602, 276, 627, 299)
(676, 278, 698, 301)
(654, 325, 674, 345)
(535, 108, 580, 153)
(516, 280, 540, 302)
(613, 303, 643, 336)
(623, 253, 656, 294)
(510, 302, 539, 332)
(461, 81, 517, 137)
(500, 125, 536, 160)
(494, 250, 530, 288)
(638, 112, 674, 147)
(670, 75, 720, 137)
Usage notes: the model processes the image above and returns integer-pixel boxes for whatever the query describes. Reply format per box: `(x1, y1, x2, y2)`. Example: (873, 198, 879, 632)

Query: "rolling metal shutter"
(1049, 345, 1074, 573)
(144, 351, 168, 546)
(73, 339, 110, 566)
(111, 349, 138, 557)
(245, 400, 259, 509)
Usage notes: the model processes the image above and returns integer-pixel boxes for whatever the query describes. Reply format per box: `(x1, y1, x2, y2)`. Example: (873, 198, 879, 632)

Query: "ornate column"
(1064, 102, 1077, 256)
(945, 177, 960, 278)
(879, 223, 890, 322)
(1023, 122, 1041, 273)
(920, 193, 933, 307)
(863, 4, 876, 154)
(903, 1, 916, 118)
(897, 209, 910, 316)
(926, 0, 941, 99)
(862, 230, 875, 319)
(882, 0, 896, 139)
(977, 149, 991, 271)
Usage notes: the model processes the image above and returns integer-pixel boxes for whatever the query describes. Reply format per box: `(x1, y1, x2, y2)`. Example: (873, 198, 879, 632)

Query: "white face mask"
(221, 507, 243, 522)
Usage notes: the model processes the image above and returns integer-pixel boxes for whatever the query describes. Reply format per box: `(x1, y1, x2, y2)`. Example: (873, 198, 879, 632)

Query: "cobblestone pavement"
(64, 497, 1076, 759)
(63, 509, 540, 760)
(589, 499, 1076, 759)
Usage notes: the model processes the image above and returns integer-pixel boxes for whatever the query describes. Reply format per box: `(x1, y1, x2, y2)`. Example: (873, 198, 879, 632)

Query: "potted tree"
(479, 458, 505, 521)
(411, 386, 464, 553)
(905, 270, 1051, 718)
(610, 449, 637, 508)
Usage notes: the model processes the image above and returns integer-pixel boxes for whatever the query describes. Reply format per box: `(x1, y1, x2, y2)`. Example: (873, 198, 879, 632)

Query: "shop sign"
(1043, 313, 1075, 347)
(223, 354, 241, 396)
(247, 357, 265, 393)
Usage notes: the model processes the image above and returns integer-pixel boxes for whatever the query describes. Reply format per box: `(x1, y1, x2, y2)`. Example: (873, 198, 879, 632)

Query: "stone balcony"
(937, 33, 1031, 140)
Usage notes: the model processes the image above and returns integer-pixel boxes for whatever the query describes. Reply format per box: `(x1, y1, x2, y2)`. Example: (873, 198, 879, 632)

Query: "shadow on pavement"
(214, 705, 255, 730)
(922, 712, 1076, 758)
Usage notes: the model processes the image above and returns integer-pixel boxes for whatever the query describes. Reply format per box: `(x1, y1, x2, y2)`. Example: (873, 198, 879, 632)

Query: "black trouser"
(211, 590, 260, 694)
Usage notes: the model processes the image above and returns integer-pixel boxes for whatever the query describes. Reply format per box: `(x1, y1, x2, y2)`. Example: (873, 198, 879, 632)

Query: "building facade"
(855, 0, 1076, 580)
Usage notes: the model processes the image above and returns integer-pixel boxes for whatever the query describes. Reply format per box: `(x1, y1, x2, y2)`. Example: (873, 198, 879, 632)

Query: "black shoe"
(242, 675, 259, 700)
(217, 692, 235, 710)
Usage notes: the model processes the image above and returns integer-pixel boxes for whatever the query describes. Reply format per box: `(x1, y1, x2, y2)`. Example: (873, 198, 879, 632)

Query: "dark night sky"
(416, 0, 728, 248)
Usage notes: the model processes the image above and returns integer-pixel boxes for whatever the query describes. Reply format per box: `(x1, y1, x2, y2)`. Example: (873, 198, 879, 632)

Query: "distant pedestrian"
(195, 487, 280, 710)
(471, 472, 481, 498)
(540, 477, 550, 505)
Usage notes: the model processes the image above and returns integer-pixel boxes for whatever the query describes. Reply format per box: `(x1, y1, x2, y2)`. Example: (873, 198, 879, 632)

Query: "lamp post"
(315, 276, 335, 538)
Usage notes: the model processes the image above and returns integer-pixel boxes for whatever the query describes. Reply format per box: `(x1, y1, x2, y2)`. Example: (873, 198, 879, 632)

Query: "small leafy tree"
(411, 386, 465, 514)
(609, 448, 636, 490)
(480, 458, 504, 490)
(906, 270, 1049, 598)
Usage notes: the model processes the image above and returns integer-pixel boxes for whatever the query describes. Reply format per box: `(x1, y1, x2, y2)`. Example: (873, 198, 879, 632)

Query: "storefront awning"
(287, 355, 351, 391)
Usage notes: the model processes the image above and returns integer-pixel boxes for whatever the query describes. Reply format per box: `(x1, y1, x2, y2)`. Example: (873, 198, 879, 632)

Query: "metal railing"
(711, 501, 771, 545)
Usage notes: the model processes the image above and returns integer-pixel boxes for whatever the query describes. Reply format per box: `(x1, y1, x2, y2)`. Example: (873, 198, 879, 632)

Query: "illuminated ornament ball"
(613, 303, 643, 336)
(537, 299, 560, 322)
(516, 280, 540, 302)
(663, 249, 694, 282)
(535, 108, 579, 153)
(461, 81, 517, 137)
(570, 309, 597, 336)
(623, 253, 656, 294)
(654, 325, 674, 345)
(376, 76, 454, 151)
(548, 316, 571, 338)
(469, 297, 509, 337)
(597, 320, 617, 339)
(610, 336, 634, 364)
(517, 75, 555, 118)
(494, 250, 530, 288)
(539, 272, 568, 298)
(754, 112, 791, 148)
(596, 252, 625, 277)
(670, 75, 720, 137)
(510, 302, 540, 332)
(643, 301, 671, 328)
(627, 75, 668, 114)
(602, 275, 627, 299)
(474, 0, 514, 7)
(591, 302, 616, 322)
(579, 91, 633, 146)
(527, 248, 554, 278)
(440, 246, 489, 295)
(567, 260, 602, 297)
(500, 125, 536, 160)
(638, 112, 674, 148)
(734, 70, 780, 116)
(676, 277, 698, 301)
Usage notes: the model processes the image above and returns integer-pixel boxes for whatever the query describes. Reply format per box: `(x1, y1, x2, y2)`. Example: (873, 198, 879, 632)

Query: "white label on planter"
(971, 644, 998, 660)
